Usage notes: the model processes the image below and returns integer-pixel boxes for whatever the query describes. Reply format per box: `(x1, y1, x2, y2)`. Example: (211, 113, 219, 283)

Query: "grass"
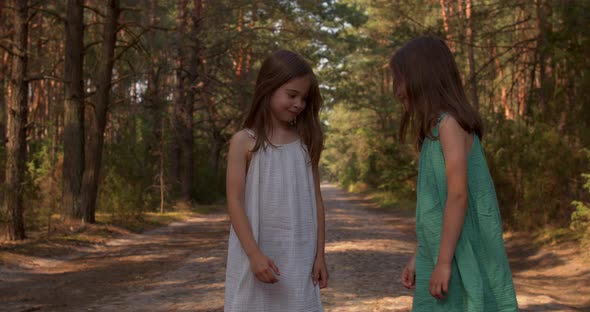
(366, 191, 415, 212)
(342, 182, 589, 248)
(345, 182, 416, 214)
(533, 226, 587, 247)
(96, 211, 190, 233)
(0, 202, 226, 256)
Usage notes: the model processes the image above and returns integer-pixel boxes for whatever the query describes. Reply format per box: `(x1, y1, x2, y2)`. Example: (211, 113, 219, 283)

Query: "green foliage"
(571, 196, 590, 238)
(321, 103, 415, 200)
(99, 118, 158, 221)
(570, 151, 590, 241)
(2, 0, 588, 241)
(192, 164, 225, 204)
(192, 138, 225, 204)
(99, 167, 149, 222)
(23, 137, 61, 231)
(485, 118, 588, 230)
(319, 0, 590, 238)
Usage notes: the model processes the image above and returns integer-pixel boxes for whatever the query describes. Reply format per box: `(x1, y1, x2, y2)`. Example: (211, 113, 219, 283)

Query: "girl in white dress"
(224, 50, 328, 312)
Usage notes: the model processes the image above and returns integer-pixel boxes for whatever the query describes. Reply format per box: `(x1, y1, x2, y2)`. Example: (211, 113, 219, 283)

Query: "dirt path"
(1, 184, 588, 311)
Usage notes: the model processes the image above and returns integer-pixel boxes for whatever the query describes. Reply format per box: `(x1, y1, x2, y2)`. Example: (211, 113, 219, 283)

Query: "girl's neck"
(270, 115, 296, 133)
(266, 117, 298, 144)
(268, 125, 297, 138)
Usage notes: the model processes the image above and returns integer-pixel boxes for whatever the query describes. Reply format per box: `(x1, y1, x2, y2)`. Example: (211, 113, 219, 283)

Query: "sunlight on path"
(2, 184, 587, 311)
(319, 184, 414, 311)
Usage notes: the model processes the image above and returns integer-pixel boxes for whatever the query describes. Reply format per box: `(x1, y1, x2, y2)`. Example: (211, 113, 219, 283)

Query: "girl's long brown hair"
(243, 49, 324, 165)
(389, 36, 483, 149)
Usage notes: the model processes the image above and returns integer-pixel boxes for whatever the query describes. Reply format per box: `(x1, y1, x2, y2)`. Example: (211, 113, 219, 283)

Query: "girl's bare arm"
(312, 164, 328, 288)
(312, 164, 326, 258)
(226, 131, 259, 257)
(429, 115, 471, 298)
(226, 131, 279, 283)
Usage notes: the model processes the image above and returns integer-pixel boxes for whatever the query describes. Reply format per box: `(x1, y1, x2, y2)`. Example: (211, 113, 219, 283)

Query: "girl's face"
(269, 75, 311, 126)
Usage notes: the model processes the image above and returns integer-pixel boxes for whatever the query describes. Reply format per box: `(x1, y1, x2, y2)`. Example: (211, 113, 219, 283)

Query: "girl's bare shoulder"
(439, 114, 473, 155)
(439, 114, 467, 136)
(230, 129, 256, 153)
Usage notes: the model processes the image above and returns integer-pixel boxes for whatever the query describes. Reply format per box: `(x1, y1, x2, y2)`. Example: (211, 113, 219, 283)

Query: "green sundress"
(413, 113, 519, 311)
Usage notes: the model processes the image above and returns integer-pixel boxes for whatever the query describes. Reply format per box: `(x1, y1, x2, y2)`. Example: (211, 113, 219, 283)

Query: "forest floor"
(1, 184, 588, 311)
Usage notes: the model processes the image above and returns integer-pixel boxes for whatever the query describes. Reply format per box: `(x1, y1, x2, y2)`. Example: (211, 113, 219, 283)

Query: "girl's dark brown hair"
(389, 36, 483, 149)
(243, 49, 324, 165)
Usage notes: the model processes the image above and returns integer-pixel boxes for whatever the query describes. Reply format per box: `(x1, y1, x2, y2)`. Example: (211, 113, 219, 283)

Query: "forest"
(1, 0, 589, 244)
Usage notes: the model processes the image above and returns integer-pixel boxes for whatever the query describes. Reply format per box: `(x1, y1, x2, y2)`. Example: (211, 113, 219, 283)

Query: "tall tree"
(173, 0, 194, 202)
(63, 0, 85, 220)
(181, 0, 204, 198)
(144, 0, 167, 213)
(440, 0, 455, 52)
(0, 0, 6, 146)
(464, 0, 478, 109)
(4, 0, 29, 240)
(80, 0, 120, 223)
(0, 51, 6, 146)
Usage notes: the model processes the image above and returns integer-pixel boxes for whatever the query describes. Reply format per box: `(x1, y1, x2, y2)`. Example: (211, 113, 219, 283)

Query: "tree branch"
(25, 74, 64, 83)
(83, 4, 105, 18)
(29, 7, 66, 21)
(114, 26, 151, 61)
(0, 40, 23, 57)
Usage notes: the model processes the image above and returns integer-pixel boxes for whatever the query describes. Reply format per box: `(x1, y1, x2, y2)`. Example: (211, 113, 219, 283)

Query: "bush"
(570, 152, 590, 241)
(192, 162, 225, 204)
(24, 139, 61, 231)
(99, 123, 158, 221)
(99, 166, 150, 221)
(485, 118, 588, 230)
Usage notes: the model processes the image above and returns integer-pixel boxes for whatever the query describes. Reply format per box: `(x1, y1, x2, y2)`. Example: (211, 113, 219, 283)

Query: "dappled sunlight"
(326, 238, 414, 253)
(0, 252, 69, 271)
(516, 294, 582, 312)
(327, 296, 413, 312)
(323, 289, 413, 312)
(2, 184, 587, 311)
(193, 281, 224, 291)
(320, 186, 415, 311)
(189, 256, 221, 264)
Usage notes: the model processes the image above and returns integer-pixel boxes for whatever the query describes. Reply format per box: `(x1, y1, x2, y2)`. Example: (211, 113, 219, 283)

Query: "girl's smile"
(269, 75, 311, 125)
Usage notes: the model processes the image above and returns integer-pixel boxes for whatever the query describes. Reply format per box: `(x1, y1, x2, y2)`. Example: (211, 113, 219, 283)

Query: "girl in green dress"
(389, 36, 519, 311)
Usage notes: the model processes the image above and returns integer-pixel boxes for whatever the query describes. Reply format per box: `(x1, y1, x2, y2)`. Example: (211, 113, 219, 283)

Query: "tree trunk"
(492, 46, 511, 119)
(517, 3, 527, 117)
(0, 73, 5, 146)
(535, 0, 549, 114)
(465, 0, 478, 110)
(172, 0, 187, 192)
(159, 119, 165, 213)
(63, 0, 85, 220)
(180, 0, 203, 201)
(4, 0, 29, 240)
(439, 0, 455, 52)
(148, 69, 166, 210)
(236, 7, 243, 79)
(80, 0, 119, 223)
(174, 0, 195, 202)
(144, 0, 166, 213)
(1, 11, 8, 147)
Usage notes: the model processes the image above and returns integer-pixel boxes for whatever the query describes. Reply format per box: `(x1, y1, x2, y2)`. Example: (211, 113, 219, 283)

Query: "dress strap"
(437, 112, 449, 124)
(431, 113, 449, 137)
(244, 128, 256, 139)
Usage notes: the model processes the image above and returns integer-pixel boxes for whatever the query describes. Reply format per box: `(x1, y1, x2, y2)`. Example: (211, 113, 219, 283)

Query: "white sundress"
(224, 129, 323, 312)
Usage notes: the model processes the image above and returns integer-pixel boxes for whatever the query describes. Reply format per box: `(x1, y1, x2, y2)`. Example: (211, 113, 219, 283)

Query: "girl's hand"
(312, 255, 329, 289)
(429, 262, 451, 299)
(401, 253, 416, 289)
(249, 251, 280, 284)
